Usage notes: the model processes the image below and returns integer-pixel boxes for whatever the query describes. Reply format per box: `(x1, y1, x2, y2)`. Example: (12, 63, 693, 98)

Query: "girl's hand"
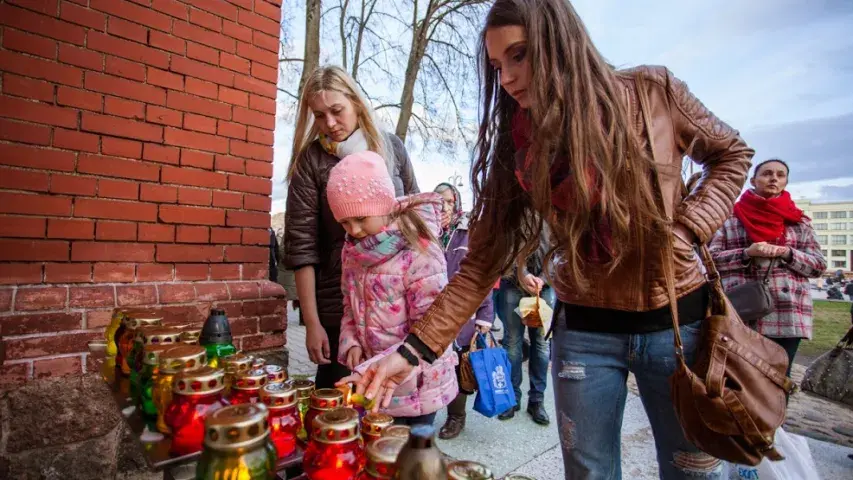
(305, 325, 331, 365)
(477, 324, 492, 334)
(338, 352, 415, 412)
(345, 346, 364, 370)
(521, 274, 544, 295)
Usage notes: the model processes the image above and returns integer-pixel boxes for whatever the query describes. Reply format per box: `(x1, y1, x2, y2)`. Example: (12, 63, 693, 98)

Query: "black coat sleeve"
(283, 151, 321, 270)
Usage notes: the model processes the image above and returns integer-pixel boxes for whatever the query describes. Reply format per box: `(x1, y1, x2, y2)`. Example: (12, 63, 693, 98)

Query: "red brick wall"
(0, 0, 286, 385)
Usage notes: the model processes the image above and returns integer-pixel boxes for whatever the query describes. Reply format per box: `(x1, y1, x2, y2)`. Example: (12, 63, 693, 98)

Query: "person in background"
(844, 280, 853, 301)
(269, 228, 280, 283)
(710, 159, 826, 376)
(433, 183, 495, 439)
(284, 66, 419, 388)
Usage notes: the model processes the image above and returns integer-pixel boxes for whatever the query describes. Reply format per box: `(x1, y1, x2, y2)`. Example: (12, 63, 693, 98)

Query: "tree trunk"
(298, 0, 322, 101)
(395, 23, 428, 142)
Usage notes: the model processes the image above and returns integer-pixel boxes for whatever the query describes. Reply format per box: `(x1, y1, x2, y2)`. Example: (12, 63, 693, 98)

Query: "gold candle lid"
(232, 368, 268, 391)
(123, 310, 163, 329)
(259, 383, 297, 410)
(173, 366, 225, 395)
(365, 437, 406, 470)
(502, 476, 536, 480)
(291, 379, 315, 399)
(179, 326, 202, 344)
(311, 408, 359, 444)
(263, 364, 287, 384)
(309, 388, 344, 410)
(142, 344, 173, 366)
(159, 345, 208, 374)
(362, 412, 394, 437)
(221, 353, 254, 376)
(447, 461, 494, 480)
(251, 357, 266, 369)
(140, 327, 182, 346)
(203, 403, 270, 451)
(381, 425, 411, 440)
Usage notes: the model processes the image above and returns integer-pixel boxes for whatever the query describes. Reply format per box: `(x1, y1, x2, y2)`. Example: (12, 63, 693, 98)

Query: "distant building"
(795, 200, 853, 272)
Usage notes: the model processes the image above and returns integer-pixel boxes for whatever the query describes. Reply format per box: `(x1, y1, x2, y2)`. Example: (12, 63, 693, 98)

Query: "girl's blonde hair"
(288, 66, 390, 180)
(391, 197, 438, 253)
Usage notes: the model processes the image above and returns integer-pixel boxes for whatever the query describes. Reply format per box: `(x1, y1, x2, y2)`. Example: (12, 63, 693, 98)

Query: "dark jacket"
(269, 228, 280, 282)
(283, 134, 419, 327)
(445, 217, 494, 347)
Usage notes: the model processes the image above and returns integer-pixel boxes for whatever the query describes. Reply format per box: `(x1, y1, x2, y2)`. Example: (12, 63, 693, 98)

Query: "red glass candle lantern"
(154, 345, 207, 434)
(357, 437, 406, 480)
(361, 413, 394, 446)
(303, 389, 344, 441)
(195, 404, 278, 480)
(303, 408, 365, 480)
(264, 364, 287, 385)
(229, 368, 268, 405)
(164, 366, 229, 456)
(118, 311, 162, 375)
(221, 352, 254, 391)
(259, 383, 300, 459)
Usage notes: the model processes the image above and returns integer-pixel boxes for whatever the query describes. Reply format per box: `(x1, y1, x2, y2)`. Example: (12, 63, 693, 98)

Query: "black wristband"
(397, 344, 419, 367)
(404, 334, 437, 364)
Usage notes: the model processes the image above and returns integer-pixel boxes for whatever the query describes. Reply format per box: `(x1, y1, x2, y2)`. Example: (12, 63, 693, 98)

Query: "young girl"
(327, 151, 457, 426)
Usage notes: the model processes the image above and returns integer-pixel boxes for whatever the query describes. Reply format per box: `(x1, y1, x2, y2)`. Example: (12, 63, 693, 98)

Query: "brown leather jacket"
(410, 66, 754, 357)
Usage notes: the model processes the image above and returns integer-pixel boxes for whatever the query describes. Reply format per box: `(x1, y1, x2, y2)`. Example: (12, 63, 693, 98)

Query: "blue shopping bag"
(470, 332, 517, 417)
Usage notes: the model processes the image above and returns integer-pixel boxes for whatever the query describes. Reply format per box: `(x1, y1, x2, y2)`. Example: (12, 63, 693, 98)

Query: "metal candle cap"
(140, 327, 182, 346)
(311, 408, 360, 444)
(179, 326, 202, 345)
(221, 353, 254, 376)
(158, 345, 208, 374)
(365, 437, 406, 471)
(259, 383, 297, 410)
(447, 461, 495, 480)
(308, 388, 344, 410)
(232, 368, 268, 391)
(381, 425, 411, 440)
(251, 357, 266, 369)
(200, 308, 232, 345)
(502, 475, 537, 480)
(173, 366, 225, 395)
(142, 344, 173, 366)
(290, 379, 315, 399)
(263, 364, 287, 384)
(203, 403, 270, 451)
(362, 412, 394, 437)
(123, 311, 163, 329)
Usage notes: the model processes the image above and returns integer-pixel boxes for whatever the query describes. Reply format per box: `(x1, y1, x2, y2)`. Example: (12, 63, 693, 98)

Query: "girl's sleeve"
(709, 220, 750, 273)
(782, 223, 827, 278)
(337, 272, 359, 365)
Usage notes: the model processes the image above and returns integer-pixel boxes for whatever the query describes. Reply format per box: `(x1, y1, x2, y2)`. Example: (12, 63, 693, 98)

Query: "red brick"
(0, 3, 85, 45)
(104, 96, 146, 120)
(233, 106, 273, 130)
(0, 168, 50, 192)
(44, 262, 92, 283)
(237, 41, 276, 68)
(217, 121, 247, 142)
(213, 191, 242, 208)
(176, 225, 209, 243)
(225, 210, 270, 229)
(237, 9, 278, 36)
(34, 356, 84, 379)
(219, 52, 250, 75)
(247, 126, 273, 145)
(72, 242, 154, 262)
(250, 61, 277, 84)
(146, 105, 183, 127)
(173, 20, 235, 53)
(228, 174, 271, 195)
(156, 244, 224, 262)
(158, 284, 197, 304)
(3, 28, 58, 59)
(254, 0, 281, 21)
(222, 19, 251, 42)
(0, 119, 51, 146)
(147, 67, 184, 90)
(6, 0, 59, 16)
(140, 183, 178, 203)
(210, 264, 240, 280)
(93, 262, 135, 282)
(69, 285, 115, 307)
(5, 332, 98, 360)
(245, 160, 273, 178)
(82, 112, 163, 143)
(98, 179, 140, 200)
(224, 245, 266, 262)
(86, 309, 113, 329)
(187, 41, 220, 65)
(241, 227, 269, 245)
(239, 262, 263, 280)
(0, 95, 78, 129)
(2, 73, 55, 103)
(184, 0, 237, 20)
(57, 43, 104, 71)
(105, 55, 146, 81)
(0, 364, 29, 386)
(189, 7, 221, 31)
(214, 300, 242, 319)
(0, 191, 71, 215)
(84, 71, 166, 106)
(228, 316, 257, 336)
(15, 287, 68, 311)
(249, 93, 276, 114)
(50, 175, 96, 197)
(148, 30, 186, 55)
(167, 91, 231, 120)
(259, 314, 285, 333)
(0, 264, 42, 284)
(259, 279, 286, 298)
(184, 113, 217, 134)
(243, 193, 271, 212)
(186, 77, 218, 99)
(0, 216, 46, 238)
(56, 86, 102, 112)
(96, 220, 137, 241)
(0, 50, 82, 87)
(137, 263, 174, 281)
(0, 240, 68, 262)
(178, 187, 212, 206)
(170, 56, 234, 87)
(77, 153, 160, 181)
(252, 29, 278, 53)
(143, 143, 180, 165)
(89, 0, 172, 32)
(74, 198, 158, 222)
(211, 227, 241, 244)
(101, 137, 143, 159)
(159, 204, 225, 226)
(164, 127, 229, 154)
(175, 264, 208, 281)
(1, 312, 83, 336)
(53, 128, 99, 153)
(116, 284, 158, 306)
(234, 74, 277, 99)
(107, 17, 147, 44)
(137, 222, 175, 242)
(60, 2, 106, 30)
(87, 31, 169, 69)
(214, 155, 244, 173)
(195, 282, 229, 301)
(152, 0, 189, 20)
(249, 299, 286, 318)
(47, 218, 95, 239)
(161, 165, 227, 188)
(176, 151, 213, 171)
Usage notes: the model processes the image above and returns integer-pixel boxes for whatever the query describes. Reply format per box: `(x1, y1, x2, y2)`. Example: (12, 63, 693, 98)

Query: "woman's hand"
(305, 324, 331, 365)
(337, 352, 415, 411)
(521, 274, 544, 295)
(345, 346, 364, 370)
(745, 242, 787, 258)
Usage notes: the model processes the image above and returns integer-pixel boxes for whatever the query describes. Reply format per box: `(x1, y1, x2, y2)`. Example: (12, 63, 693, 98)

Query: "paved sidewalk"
(284, 306, 853, 479)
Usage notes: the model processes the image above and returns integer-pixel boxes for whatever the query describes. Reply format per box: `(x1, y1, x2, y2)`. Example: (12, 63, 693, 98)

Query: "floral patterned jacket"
(338, 192, 458, 417)
(710, 216, 826, 339)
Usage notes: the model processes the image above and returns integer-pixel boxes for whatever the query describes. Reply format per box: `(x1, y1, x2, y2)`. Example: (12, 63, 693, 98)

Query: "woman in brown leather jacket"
(342, 1, 753, 478)
(284, 66, 419, 388)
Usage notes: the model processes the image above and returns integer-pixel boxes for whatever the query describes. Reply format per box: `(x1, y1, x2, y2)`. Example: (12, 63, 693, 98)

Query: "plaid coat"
(709, 216, 826, 339)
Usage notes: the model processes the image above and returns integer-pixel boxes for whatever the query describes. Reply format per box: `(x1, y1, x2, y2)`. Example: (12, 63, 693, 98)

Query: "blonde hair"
(391, 198, 437, 253)
(288, 66, 390, 180)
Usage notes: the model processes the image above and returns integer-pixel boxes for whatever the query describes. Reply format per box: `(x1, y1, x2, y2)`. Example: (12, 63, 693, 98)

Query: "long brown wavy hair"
(470, 0, 664, 291)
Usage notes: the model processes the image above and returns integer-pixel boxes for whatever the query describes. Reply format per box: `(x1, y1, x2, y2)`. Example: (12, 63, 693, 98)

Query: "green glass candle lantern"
(130, 327, 181, 404)
(195, 403, 277, 480)
(139, 344, 172, 418)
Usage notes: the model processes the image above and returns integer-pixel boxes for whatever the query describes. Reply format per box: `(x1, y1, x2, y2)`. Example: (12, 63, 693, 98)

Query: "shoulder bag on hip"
(726, 259, 776, 327)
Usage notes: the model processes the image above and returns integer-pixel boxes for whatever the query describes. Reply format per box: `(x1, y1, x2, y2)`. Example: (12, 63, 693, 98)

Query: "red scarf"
(733, 189, 804, 244)
(511, 109, 612, 262)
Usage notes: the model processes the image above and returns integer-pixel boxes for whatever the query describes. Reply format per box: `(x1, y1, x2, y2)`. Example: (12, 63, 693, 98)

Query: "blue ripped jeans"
(551, 320, 723, 480)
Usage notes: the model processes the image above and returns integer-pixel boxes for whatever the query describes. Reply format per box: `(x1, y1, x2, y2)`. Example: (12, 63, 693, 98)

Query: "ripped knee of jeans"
(671, 450, 722, 477)
(557, 361, 586, 380)
(559, 412, 576, 451)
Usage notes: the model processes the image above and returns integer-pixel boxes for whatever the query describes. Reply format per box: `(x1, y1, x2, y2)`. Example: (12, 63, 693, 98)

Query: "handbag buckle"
(675, 345, 684, 358)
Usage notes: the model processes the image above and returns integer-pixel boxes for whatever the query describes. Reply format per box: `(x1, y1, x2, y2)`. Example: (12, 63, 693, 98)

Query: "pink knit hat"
(326, 151, 396, 221)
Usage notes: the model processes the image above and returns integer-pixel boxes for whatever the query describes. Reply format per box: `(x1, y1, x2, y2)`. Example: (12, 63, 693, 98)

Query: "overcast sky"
(272, 0, 853, 212)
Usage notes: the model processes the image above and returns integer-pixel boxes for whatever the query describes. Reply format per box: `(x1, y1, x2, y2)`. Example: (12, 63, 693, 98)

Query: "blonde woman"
(284, 66, 419, 388)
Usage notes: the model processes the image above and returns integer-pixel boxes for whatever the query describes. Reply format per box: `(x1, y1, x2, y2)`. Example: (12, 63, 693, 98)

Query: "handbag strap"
(761, 258, 776, 283)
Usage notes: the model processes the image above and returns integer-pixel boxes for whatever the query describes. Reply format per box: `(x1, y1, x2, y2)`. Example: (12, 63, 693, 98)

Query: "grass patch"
(798, 300, 851, 359)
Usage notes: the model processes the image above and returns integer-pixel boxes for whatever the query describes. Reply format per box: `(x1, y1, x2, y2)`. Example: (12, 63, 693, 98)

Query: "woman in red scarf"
(710, 159, 827, 375)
